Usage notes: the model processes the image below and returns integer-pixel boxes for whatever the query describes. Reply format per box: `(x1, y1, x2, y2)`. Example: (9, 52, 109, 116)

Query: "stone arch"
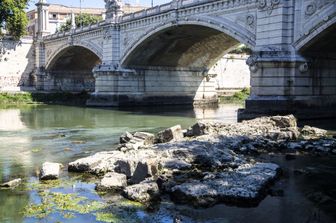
(295, 16, 336, 51)
(120, 18, 255, 68)
(46, 41, 103, 69)
(45, 45, 102, 93)
(297, 17, 336, 104)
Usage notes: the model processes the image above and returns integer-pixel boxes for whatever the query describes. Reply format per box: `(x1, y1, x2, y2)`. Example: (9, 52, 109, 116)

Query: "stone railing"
(43, 20, 107, 40)
(120, 0, 215, 22)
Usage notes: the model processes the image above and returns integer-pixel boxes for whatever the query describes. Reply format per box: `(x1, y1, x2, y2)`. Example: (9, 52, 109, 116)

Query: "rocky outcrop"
(0, 178, 22, 188)
(40, 162, 62, 180)
(96, 172, 127, 191)
(156, 125, 184, 143)
(68, 115, 334, 208)
(118, 131, 155, 152)
(123, 180, 160, 203)
(171, 163, 280, 207)
(301, 125, 328, 140)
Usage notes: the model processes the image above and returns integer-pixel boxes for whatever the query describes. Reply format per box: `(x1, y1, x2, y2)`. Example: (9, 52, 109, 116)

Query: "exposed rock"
(96, 172, 127, 191)
(134, 132, 155, 145)
(114, 159, 137, 177)
(0, 178, 22, 188)
(161, 158, 192, 170)
(40, 162, 62, 180)
(67, 115, 333, 208)
(130, 159, 159, 184)
(271, 115, 297, 128)
(301, 126, 328, 139)
(191, 122, 208, 136)
(120, 131, 134, 144)
(170, 163, 280, 207)
(156, 125, 184, 143)
(123, 180, 160, 203)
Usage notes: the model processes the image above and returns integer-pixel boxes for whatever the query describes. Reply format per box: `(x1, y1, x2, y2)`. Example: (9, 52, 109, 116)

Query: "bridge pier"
(87, 66, 218, 107)
(240, 51, 336, 120)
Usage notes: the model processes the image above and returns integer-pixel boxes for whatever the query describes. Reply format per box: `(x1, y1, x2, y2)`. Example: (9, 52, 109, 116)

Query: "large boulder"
(123, 180, 160, 203)
(40, 162, 62, 180)
(133, 132, 155, 145)
(68, 151, 125, 174)
(156, 125, 184, 143)
(0, 178, 22, 188)
(96, 172, 127, 191)
(271, 115, 297, 128)
(301, 125, 328, 139)
(191, 122, 208, 136)
(130, 159, 159, 184)
(120, 131, 134, 144)
(170, 163, 280, 207)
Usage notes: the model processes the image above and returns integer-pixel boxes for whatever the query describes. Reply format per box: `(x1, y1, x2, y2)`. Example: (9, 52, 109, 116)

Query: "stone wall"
(0, 37, 36, 92)
(42, 71, 95, 92)
(209, 54, 250, 90)
(90, 67, 217, 106)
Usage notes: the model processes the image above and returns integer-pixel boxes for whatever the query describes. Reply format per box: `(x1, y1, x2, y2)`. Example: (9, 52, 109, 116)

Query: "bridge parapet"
(43, 20, 108, 41)
(120, 0, 257, 23)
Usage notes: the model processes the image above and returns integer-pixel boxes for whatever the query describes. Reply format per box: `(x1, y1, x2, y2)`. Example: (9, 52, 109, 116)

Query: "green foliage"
(219, 88, 250, 104)
(0, 92, 90, 105)
(58, 14, 102, 32)
(0, 0, 28, 39)
(0, 93, 35, 104)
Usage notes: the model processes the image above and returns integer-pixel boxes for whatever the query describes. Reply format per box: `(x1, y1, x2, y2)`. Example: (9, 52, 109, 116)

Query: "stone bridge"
(35, 0, 336, 118)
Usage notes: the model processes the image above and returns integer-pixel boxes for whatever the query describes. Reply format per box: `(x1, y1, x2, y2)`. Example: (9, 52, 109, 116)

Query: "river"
(0, 104, 335, 223)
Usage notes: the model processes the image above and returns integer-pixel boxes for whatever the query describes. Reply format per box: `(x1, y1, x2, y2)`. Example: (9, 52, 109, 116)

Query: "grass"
(219, 88, 250, 104)
(0, 92, 90, 106)
(0, 92, 35, 104)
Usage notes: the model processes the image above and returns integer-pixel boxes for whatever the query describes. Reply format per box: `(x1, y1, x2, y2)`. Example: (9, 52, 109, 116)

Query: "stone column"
(89, 1, 126, 105)
(35, 0, 50, 38)
(35, 0, 50, 91)
(241, 0, 312, 118)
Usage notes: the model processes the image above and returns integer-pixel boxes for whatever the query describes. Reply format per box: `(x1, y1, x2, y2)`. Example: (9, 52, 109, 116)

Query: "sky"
(27, 0, 172, 10)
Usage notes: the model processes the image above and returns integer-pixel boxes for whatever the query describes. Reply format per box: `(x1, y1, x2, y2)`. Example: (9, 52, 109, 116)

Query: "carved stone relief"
(258, 0, 281, 15)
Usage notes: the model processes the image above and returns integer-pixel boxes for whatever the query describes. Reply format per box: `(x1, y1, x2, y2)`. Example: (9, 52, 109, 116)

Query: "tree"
(0, 0, 28, 39)
(58, 14, 102, 32)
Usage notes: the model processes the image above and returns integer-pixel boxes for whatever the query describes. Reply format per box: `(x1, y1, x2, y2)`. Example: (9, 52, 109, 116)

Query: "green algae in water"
(23, 191, 107, 219)
(95, 212, 118, 222)
(31, 147, 42, 153)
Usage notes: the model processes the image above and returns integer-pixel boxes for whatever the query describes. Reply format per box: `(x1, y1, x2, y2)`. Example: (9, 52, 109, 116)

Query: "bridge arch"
(297, 18, 336, 105)
(117, 20, 254, 105)
(45, 45, 102, 93)
(295, 16, 336, 52)
(121, 19, 255, 68)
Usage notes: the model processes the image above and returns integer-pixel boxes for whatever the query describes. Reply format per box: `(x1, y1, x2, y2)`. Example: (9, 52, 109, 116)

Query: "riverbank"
(0, 92, 90, 106)
(219, 88, 250, 104)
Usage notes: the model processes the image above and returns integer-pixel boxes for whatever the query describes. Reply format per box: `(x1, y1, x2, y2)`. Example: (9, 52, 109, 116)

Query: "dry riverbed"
(64, 115, 335, 209)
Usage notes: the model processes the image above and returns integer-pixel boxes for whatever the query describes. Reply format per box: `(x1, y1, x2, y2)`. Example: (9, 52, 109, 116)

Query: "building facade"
(26, 3, 146, 37)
